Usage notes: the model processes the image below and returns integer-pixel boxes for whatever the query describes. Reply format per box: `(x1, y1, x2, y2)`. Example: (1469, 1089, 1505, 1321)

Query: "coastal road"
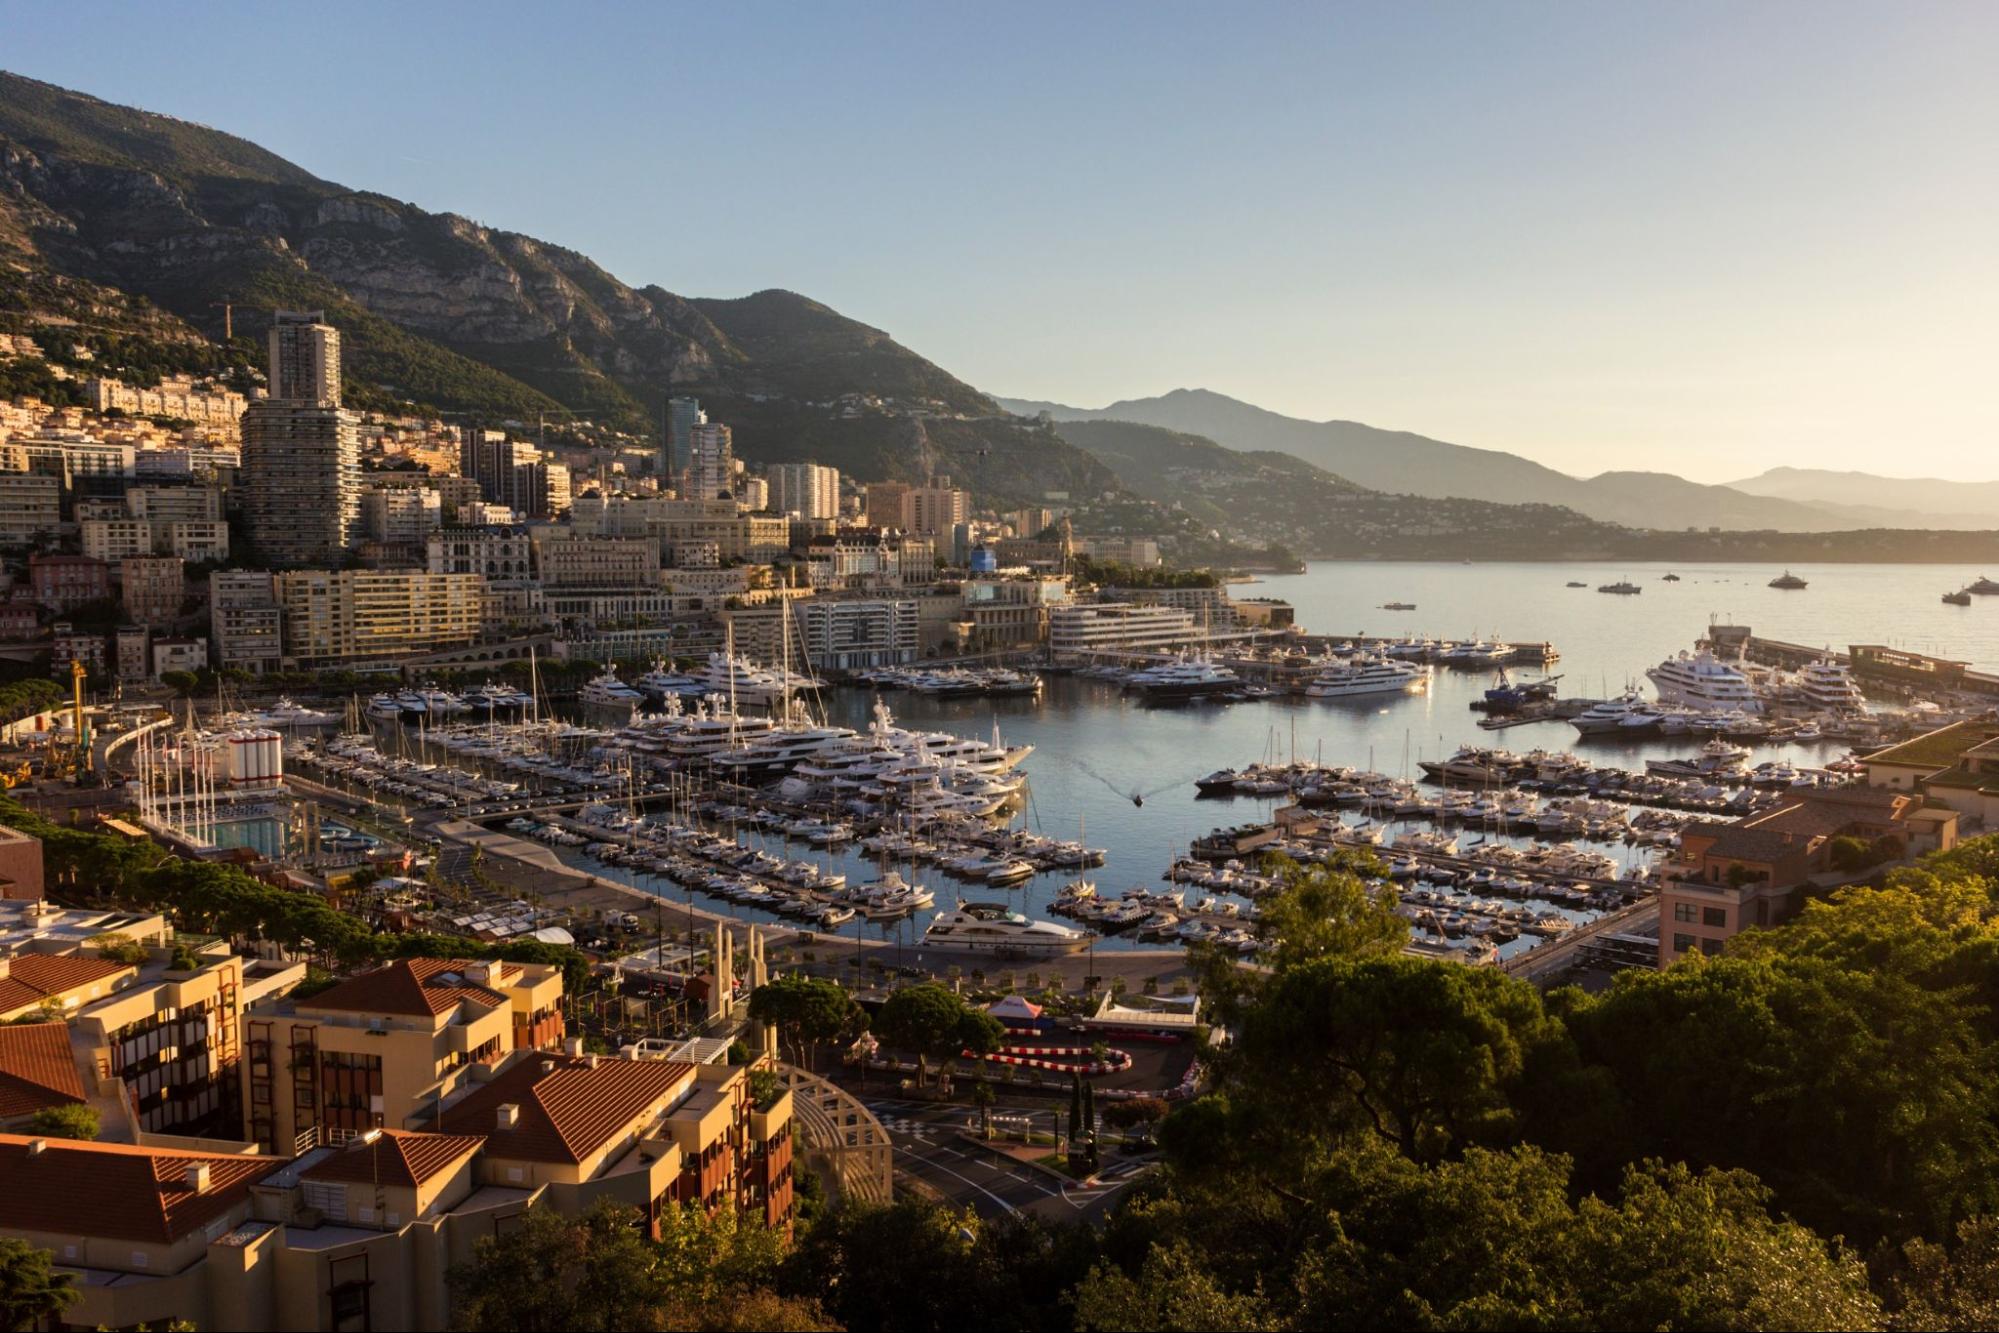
(864, 1096, 1154, 1224)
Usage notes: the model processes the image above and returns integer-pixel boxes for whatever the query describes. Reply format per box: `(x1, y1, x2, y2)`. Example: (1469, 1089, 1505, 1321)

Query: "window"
(1702, 907, 1728, 928)
(1672, 933, 1696, 954)
(1673, 902, 1698, 923)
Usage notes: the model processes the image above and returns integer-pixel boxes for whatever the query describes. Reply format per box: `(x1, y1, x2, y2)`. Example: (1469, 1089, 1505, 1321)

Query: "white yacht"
(253, 697, 339, 728)
(1306, 656, 1429, 699)
(635, 660, 708, 701)
(365, 693, 406, 721)
(1796, 657, 1865, 712)
(1439, 640, 1512, 667)
(1646, 649, 1763, 714)
(692, 651, 813, 708)
(1570, 691, 1653, 735)
(1124, 654, 1241, 702)
(578, 669, 645, 717)
(920, 902, 1090, 955)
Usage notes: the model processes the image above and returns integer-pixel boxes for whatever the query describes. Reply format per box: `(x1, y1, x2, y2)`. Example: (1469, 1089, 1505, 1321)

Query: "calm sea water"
(460, 562, 1999, 954)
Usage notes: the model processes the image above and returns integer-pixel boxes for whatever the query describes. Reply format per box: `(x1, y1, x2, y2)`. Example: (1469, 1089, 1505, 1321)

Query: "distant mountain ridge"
(0, 70, 1113, 503)
(1003, 388, 1981, 532)
(1728, 467, 1999, 529)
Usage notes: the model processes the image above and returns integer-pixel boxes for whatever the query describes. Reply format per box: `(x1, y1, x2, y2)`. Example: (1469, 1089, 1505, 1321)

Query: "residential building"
(0, 826, 44, 901)
(1657, 786, 1956, 965)
(360, 487, 444, 544)
(426, 527, 535, 583)
(239, 402, 361, 566)
(28, 553, 109, 613)
(568, 494, 791, 563)
(962, 575, 1071, 649)
(1048, 602, 1201, 656)
(268, 310, 341, 405)
(664, 395, 705, 481)
(1861, 719, 1999, 825)
(116, 626, 150, 683)
(790, 598, 918, 670)
(737, 476, 769, 512)
(85, 373, 247, 425)
(0, 472, 60, 547)
(125, 485, 224, 525)
(164, 520, 231, 562)
(80, 518, 156, 561)
(768, 462, 840, 520)
(122, 555, 184, 628)
(49, 623, 105, 674)
(0, 956, 136, 1025)
(210, 571, 283, 675)
(462, 431, 566, 519)
(685, 422, 734, 500)
(272, 571, 485, 670)
(863, 481, 909, 529)
(803, 527, 910, 591)
(151, 637, 207, 679)
(905, 475, 968, 535)
(1076, 536, 1162, 567)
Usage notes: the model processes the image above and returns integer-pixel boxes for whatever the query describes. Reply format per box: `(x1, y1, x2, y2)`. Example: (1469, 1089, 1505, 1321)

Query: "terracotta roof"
(300, 1129, 485, 1188)
(303, 958, 508, 1018)
(0, 1134, 287, 1243)
(0, 954, 133, 1017)
(436, 1054, 695, 1164)
(0, 1022, 87, 1119)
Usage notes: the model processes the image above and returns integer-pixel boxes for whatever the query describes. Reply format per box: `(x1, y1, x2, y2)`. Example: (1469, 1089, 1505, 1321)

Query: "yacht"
(365, 693, 406, 721)
(1597, 581, 1642, 595)
(1768, 571, 1809, 590)
(1945, 589, 1974, 606)
(1124, 654, 1241, 702)
(1969, 576, 1999, 595)
(1570, 691, 1653, 735)
(1439, 640, 1511, 668)
(1646, 736, 1752, 779)
(253, 697, 339, 728)
(578, 669, 646, 718)
(1795, 658, 1865, 712)
(692, 651, 811, 708)
(920, 902, 1090, 955)
(1417, 746, 1520, 784)
(1646, 649, 1762, 714)
(1305, 656, 1429, 699)
(635, 661, 709, 701)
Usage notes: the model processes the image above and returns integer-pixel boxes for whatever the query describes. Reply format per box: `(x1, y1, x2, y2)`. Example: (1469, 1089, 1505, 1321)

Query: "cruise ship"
(1305, 656, 1429, 699)
(1124, 654, 1242, 702)
(1646, 649, 1762, 714)
(1795, 657, 1865, 712)
(920, 902, 1090, 955)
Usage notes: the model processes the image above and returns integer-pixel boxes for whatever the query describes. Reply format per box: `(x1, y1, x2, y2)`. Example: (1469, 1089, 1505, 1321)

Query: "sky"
(5, 1, 1997, 482)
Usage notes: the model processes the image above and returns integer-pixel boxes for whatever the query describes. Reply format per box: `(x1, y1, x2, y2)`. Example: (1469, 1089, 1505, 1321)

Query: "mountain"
(1000, 388, 1921, 532)
(1727, 467, 1999, 530)
(0, 71, 1113, 503)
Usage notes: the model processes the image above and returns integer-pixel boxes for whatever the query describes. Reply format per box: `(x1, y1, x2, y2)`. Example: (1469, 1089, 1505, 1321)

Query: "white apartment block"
(361, 487, 444, 544)
(85, 374, 246, 425)
(274, 570, 485, 669)
(0, 473, 61, 547)
(768, 463, 841, 520)
(209, 571, 283, 674)
(791, 598, 918, 670)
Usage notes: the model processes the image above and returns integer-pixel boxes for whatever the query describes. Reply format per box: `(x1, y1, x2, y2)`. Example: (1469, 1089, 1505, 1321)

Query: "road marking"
(907, 1153, 1021, 1214)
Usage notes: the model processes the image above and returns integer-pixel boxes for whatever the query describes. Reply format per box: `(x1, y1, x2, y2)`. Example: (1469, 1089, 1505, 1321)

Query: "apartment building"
(790, 598, 918, 670)
(0, 472, 60, 547)
(122, 555, 185, 628)
(863, 480, 909, 529)
(568, 494, 790, 563)
(268, 311, 341, 405)
(663, 395, 705, 480)
(537, 535, 661, 589)
(28, 552, 109, 613)
(0, 826, 45, 901)
(360, 487, 444, 544)
(239, 403, 362, 566)
(905, 475, 969, 536)
(684, 422, 735, 500)
(210, 571, 283, 675)
(273, 571, 485, 670)
(1048, 602, 1200, 655)
(803, 527, 913, 590)
(85, 374, 247, 425)
(1656, 786, 1955, 965)
(767, 462, 840, 519)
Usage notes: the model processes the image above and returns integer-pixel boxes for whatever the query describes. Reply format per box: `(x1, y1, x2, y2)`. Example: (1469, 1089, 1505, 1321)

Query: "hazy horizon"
(6, 0, 1996, 484)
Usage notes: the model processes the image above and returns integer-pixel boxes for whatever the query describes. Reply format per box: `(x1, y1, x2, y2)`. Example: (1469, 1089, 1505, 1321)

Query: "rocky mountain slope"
(0, 71, 1112, 503)
(1004, 388, 1937, 533)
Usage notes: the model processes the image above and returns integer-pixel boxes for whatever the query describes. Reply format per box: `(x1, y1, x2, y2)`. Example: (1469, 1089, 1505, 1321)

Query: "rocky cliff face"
(0, 71, 1112, 501)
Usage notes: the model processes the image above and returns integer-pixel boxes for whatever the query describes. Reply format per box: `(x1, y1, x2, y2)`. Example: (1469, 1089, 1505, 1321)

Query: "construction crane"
(209, 297, 235, 342)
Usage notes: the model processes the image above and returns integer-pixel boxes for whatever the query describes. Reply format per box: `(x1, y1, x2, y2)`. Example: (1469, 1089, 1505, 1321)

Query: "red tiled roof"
(436, 1055, 695, 1164)
(300, 1129, 485, 1188)
(0, 1134, 287, 1244)
(0, 1022, 86, 1119)
(303, 958, 508, 1018)
(0, 954, 132, 1017)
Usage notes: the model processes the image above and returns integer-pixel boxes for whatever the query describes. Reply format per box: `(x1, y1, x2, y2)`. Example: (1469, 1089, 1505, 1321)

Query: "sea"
(440, 561, 1999, 956)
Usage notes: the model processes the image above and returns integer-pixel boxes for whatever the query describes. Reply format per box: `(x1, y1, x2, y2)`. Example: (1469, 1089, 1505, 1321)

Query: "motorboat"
(920, 902, 1090, 955)
(1570, 691, 1652, 735)
(1305, 656, 1428, 699)
(578, 669, 645, 717)
(1597, 581, 1642, 595)
(1768, 570, 1808, 590)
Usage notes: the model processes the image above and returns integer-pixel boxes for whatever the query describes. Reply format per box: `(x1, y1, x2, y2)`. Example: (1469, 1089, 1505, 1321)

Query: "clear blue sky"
(7, 1, 1996, 481)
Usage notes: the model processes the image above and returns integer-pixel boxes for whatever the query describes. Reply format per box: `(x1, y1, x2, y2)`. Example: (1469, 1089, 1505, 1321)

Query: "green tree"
(449, 1199, 672, 1331)
(1891, 1215, 1999, 1331)
(0, 1236, 75, 1333)
(1251, 855, 1407, 972)
(746, 975, 865, 1070)
(874, 983, 1003, 1088)
(26, 1103, 99, 1141)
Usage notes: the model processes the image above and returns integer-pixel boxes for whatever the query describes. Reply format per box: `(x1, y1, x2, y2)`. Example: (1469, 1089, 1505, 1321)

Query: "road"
(862, 1096, 1155, 1224)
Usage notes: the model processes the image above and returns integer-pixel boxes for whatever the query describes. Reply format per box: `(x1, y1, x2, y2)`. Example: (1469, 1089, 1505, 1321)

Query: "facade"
(360, 487, 444, 544)
(664, 395, 705, 481)
(1656, 786, 1954, 965)
(85, 373, 247, 425)
(269, 311, 342, 405)
(863, 481, 909, 529)
(1861, 720, 1999, 825)
(426, 527, 535, 583)
(790, 598, 919, 670)
(152, 637, 208, 679)
(537, 536, 661, 589)
(239, 402, 362, 566)
(210, 571, 284, 675)
(685, 422, 735, 501)
(768, 462, 840, 520)
(905, 476, 969, 535)
(803, 527, 910, 590)
(273, 571, 485, 670)
(0, 472, 60, 546)
(28, 553, 110, 613)
(963, 575, 1071, 648)
(1048, 601, 1200, 655)
(0, 825, 45, 901)
(122, 555, 185, 628)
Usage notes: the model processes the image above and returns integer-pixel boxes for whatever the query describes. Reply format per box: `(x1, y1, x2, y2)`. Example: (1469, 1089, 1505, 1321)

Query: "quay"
(1716, 625, 1999, 703)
